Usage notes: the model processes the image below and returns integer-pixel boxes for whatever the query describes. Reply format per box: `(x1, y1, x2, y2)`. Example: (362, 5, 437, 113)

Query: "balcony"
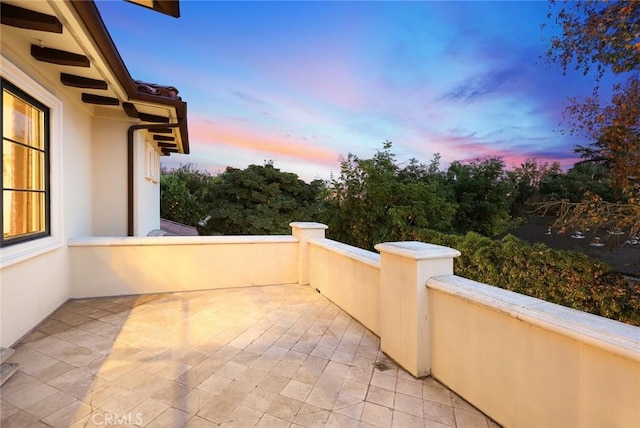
(2, 284, 497, 427)
(1, 223, 638, 427)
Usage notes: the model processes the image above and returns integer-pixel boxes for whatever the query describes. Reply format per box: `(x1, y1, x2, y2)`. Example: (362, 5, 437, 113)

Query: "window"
(145, 141, 160, 183)
(1, 78, 50, 246)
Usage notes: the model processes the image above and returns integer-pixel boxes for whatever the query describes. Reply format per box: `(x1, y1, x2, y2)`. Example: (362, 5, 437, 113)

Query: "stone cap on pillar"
(375, 241, 461, 260)
(289, 222, 328, 230)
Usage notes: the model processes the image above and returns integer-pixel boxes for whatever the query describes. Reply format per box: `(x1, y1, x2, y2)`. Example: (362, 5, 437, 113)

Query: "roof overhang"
(0, 0, 189, 155)
(71, 1, 189, 154)
(124, 0, 180, 18)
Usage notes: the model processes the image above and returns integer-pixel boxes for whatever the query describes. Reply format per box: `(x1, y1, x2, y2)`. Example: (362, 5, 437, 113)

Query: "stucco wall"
(428, 275, 640, 428)
(134, 135, 160, 236)
(69, 236, 298, 298)
(91, 114, 131, 236)
(308, 238, 381, 335)
(1, 47, 95, 347)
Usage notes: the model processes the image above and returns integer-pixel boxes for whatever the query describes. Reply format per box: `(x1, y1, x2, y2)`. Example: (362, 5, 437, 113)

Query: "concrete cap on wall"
(375, 241, 461, 260)
(289, 222, 329, 229)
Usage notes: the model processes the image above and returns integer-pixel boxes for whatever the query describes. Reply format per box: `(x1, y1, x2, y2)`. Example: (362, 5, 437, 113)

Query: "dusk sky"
(97, 1, 618, 181)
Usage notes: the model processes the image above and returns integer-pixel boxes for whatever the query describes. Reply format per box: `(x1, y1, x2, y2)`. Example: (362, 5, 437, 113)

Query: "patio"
(1, 283, 498, 427)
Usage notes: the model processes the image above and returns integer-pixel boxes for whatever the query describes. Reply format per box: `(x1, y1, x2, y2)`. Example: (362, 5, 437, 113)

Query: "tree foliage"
(568, 77, 639, 195)
(161, 162, 324, 236)
(404, 229, 640, 326)
(160, 164, 215, 232)
(546, 1, 639, 78)
(446, 157, 513, 236)
(544, 0, 640, 239)
(506, 159, 563, 216)
(203, 163, 324, 235)
(322, 142, 456, 249)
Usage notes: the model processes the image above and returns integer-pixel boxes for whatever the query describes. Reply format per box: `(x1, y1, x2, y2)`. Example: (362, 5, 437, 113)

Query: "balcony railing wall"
(308, 237, 381, 336)
(69, 235, 297, 297)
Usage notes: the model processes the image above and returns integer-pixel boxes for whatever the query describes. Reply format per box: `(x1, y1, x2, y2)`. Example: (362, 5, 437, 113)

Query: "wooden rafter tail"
(154, 135, 176, 141)
(82, 93, 119, 106)
(122, 102, 139, 118)
(31, 45, 90, 67)
(61, 73, 107, 90)
(150, 128, 174, 134)
(1, 4, 63, 33)
(138, 113, 170, 123)
(157, 142, 177, 148)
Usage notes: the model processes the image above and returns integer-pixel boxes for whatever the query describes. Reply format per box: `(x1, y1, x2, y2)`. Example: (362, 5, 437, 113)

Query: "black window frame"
(1, 78, 51, 247)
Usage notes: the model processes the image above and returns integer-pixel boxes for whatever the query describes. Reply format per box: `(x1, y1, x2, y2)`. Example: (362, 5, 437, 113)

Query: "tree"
(506, 159, 563, 216)
(537, 162, 614, 203)
(567, 78, 639, 196)
(160, 164, 215, 232)
(204, 163, 324, 235)
(544, 0, 640, 239)
(546, 1, 639, 78)
(322, 142, 456, 249)
(446, 157, 513, 236)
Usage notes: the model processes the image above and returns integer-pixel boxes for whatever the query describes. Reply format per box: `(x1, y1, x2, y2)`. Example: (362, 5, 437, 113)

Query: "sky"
(97, 0, 616, 182)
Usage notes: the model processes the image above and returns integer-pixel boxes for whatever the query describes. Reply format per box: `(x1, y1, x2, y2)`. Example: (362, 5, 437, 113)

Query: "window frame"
(2, 78, 51, 247)
(145, 141, 160, 183)
(1, 56, 63, 269)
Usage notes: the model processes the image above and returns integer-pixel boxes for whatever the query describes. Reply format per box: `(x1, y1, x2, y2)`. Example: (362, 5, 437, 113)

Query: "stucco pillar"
(290, 222, 328, 285)
(374, 241, 460, 377)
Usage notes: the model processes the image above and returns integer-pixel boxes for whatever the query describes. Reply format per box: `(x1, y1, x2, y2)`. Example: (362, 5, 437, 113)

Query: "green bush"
(403, 229, 640, 326)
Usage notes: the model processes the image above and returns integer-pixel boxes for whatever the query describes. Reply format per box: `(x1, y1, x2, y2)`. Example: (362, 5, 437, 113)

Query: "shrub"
(403, 229, 640, 326)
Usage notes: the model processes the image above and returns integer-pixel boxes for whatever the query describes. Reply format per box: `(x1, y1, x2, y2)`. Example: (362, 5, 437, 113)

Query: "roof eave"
(124, 0, 180, 18)
(69, 0, 189, 154)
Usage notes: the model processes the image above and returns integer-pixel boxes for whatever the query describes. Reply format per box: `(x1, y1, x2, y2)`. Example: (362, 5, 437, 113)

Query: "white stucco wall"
(308, 238, 381, 335)
(91, 114, 131, 236)
(1, 47, 94, 347)
(134, 135, 160, 236)
(68, 236, 298, 298)
(428, 275, 640, 428)
(0, 33, 156, 346)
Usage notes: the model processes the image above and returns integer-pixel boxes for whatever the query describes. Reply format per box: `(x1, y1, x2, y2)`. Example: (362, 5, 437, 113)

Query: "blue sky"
(98, 1, 614, 181)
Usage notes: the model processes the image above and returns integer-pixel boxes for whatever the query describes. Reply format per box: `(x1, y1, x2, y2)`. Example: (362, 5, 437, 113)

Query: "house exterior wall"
(0, 39, 157, 346)
(1, 45, 94, 347)
(134, 134, 160, 236)
(91, 115, 131, 236)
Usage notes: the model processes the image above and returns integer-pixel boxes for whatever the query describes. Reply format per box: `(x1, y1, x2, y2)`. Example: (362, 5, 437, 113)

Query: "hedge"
(404, 229, 640, 326)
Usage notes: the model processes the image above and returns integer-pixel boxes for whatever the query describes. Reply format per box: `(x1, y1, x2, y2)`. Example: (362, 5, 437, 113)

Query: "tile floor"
(1, 284, 500, 427)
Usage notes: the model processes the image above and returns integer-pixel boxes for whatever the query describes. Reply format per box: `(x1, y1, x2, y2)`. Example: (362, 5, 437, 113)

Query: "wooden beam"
(123, 103, 170, 123)
(31, 45, 90, 67)
(125, 0, 180, 18)
(157, 142, 177, 148)
(1, 4, 63, 33)
(61, 73, 107, 90)
(82, 93, 119, 106)
(151, 128, 173, 134)
(138, 113, 169, 123)
(162, 148, 179, 154)
(154, 135, 175, 142)
(154, 1, 181, 18)
(122, 102, 139, 118)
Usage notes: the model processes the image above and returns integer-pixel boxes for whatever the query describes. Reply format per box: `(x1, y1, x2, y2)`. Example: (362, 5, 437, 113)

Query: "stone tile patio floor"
(1, 284, 500, 427)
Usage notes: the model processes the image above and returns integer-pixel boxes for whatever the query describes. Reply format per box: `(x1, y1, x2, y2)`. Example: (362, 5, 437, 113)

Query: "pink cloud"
(189, 115, 341, 168)
(410, 129, 579, 170)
